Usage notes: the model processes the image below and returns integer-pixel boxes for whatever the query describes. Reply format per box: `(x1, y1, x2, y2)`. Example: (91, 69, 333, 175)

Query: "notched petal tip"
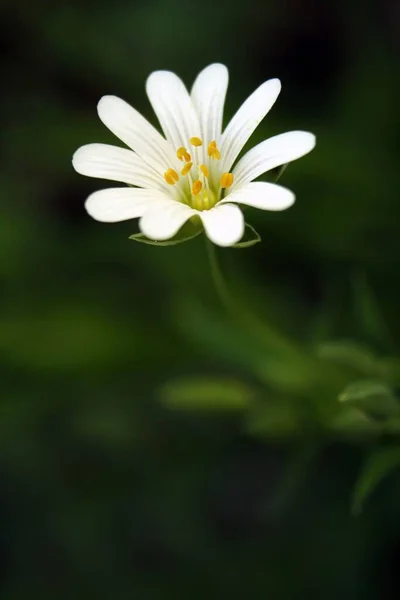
(260, 78, 281, 98)
(97, 94, 119, 114)
(199, 62, 229, 77)
(221, 182, 296, 212)
(71, 146, 84, 172)
(145, 70, 179, 93)
(72, 144, 96, 174)
(268, 77, 281, 88)
(260, 78, 282, 105)
(201, 204, 245, 247)
(139, 203, 197, 241)
(294, 130, 317, 151)
(96, 95, 131, 127)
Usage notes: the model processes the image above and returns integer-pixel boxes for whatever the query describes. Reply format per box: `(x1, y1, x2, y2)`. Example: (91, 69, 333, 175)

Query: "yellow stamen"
(207, 140, 221, 160)
(164, 168, 179, 185)
(176, 147, 189, 161)
(220, 172, 234, 188)
(192, 180, 202, 196)
(181, 161, 193, 176)
(199, 164, 209, 178)
(190, 136, 203, 147)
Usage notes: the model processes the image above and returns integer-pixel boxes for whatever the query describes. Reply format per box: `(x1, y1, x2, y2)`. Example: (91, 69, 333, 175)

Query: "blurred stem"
(205, 238, 296, 355)
(268, 443, 319, 517)
(205, 239, 350, 397)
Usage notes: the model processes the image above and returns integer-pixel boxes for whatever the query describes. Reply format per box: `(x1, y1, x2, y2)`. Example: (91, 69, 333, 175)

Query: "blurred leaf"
(245, 400, 299, 439)
(339, 380, 399, 419)
(378, 357, 400, 385)
(232, 223, 261, 248)
(129, 219, 202, 246)
(257, 354, 321, 394)
(158, 376, 255, 412)
(73, 403, 142, 446)
(352, 446, 400, 514)
(0, 307, 136, 371)
(316, 340, 378, 374)
(384, 418, 400, 435)
(330, 408, 381, 439)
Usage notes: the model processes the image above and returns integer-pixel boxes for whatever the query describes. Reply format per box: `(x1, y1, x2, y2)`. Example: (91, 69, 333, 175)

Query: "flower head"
(73, 64, 315, 247)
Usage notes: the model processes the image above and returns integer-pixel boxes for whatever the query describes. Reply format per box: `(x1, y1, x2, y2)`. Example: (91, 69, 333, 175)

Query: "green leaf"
(316, 340, 378, 375)
(352, 446, 400, 514)
(330, 408, 381, 439)
(129, 219, 202, 246)
(158, 376, 255, 412)
(378, 357, 400, 385)
(232, 223, 261, 248)
(339, 379, 399, 419)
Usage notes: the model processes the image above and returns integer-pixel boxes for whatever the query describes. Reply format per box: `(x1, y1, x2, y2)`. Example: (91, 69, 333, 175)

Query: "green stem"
(205, 239, 352, 400)
(205, 238, 296, 355)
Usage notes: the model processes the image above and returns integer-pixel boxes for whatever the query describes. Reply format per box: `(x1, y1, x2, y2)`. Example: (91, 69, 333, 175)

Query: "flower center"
(163, 137, 234, 211)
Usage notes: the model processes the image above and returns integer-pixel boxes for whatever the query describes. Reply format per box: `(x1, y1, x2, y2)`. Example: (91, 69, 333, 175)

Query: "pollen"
(192, 180, 203, 196)
(164, 168, 179, 185)
(181, 161, 193, 176)
(220, 172, 234, 188)
(176, 147, 191, 162)
(207, 140, 221, 160)
(199, 164, 209, 178)
(190, 136, 203, 147)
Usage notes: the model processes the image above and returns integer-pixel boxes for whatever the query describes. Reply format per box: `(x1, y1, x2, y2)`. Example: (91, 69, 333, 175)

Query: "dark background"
(1, 0, 400, 597)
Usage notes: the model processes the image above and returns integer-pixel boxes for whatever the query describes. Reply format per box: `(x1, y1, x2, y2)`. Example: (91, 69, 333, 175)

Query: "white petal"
(146, 71, 201, 151)
(139, 200, 196, 240)
(97, 96, 175, 173)
(85, 187, 172, 223)
(232, 131, 316, 188)
(220, 78, 281, 172)
(201, 204, 245, 247)
(73, 144, 167, 191)
(191, 63, 229, 144)
(221, 182, 295, 211)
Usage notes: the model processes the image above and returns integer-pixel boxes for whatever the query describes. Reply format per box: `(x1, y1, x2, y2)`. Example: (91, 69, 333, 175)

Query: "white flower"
(73, 64, 316, 247)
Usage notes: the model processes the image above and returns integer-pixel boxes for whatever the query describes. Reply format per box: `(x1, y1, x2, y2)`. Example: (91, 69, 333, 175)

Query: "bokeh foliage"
(1, 0, 400, 597)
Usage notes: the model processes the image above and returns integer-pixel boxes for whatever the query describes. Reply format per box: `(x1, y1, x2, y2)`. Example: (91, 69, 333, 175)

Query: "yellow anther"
(164, 168, 179, 185)
(192, 180, 203, 196)
(181, 161, 193, 176)
(207, 140, 221, 160)
(190, 136, 203, 147)
(220, 172, 234, 188)
(199, 164, 209, 178)
(176, 147, 191, 162)
(176, 146, 188, 161)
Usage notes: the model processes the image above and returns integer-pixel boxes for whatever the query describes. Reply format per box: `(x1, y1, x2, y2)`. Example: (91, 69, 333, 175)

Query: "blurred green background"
(1, 0, 400, 597)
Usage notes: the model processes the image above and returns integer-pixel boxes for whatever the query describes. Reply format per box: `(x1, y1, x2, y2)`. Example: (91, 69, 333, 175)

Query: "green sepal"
(232, 223, 261, 248)
(267, 163, 288, 182)
(129, 219, 202, 246)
